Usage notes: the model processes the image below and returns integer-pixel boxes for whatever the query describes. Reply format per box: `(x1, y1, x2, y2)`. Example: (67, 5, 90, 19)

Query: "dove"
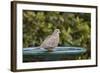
(40, 29, 60, 52)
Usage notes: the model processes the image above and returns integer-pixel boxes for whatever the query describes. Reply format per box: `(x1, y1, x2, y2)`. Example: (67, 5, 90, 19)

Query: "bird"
(40, 29, 60, 52)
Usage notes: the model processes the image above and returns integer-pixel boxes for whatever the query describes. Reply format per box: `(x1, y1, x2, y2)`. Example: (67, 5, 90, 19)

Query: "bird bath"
(23, 47, 87, 62)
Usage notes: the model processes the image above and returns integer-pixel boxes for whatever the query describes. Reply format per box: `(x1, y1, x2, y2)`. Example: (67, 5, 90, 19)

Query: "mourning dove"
(40, 29, 60, 52)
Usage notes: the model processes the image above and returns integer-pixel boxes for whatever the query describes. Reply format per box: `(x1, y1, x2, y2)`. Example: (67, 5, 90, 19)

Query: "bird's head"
(53, 29, 60, 34)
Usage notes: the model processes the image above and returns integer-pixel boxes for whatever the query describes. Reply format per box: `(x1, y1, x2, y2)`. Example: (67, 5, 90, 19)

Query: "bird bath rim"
(23, 47, 87, 54)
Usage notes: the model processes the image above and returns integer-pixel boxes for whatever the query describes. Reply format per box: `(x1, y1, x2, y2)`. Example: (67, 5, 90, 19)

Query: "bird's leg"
(46, 48, 53, 52)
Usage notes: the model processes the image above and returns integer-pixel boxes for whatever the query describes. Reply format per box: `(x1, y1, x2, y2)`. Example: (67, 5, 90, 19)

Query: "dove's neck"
(52, 32, 59, 36)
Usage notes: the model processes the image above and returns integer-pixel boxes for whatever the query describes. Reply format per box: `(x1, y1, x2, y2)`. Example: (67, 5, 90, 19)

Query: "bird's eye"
(57, 30, 59, 32)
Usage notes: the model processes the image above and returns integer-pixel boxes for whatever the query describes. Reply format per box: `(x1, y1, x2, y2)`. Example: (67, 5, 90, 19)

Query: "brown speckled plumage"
(40, 29, 60, 52)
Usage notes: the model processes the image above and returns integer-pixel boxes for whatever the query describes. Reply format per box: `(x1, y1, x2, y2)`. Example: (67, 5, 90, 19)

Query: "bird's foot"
(46, 49, 53, 52)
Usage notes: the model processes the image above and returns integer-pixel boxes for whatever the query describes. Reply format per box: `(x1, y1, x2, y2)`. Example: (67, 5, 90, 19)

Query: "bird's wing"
(40, 35, 51, 47)
(40, 32, 60, 49)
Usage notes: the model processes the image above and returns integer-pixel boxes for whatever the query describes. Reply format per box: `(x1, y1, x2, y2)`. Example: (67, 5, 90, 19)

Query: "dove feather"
(40, 33, 59, 48)
(40, 29, 60, 51)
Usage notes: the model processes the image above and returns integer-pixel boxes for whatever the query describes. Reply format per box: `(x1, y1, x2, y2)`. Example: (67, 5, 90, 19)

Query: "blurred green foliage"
(23, 10, 91, 59)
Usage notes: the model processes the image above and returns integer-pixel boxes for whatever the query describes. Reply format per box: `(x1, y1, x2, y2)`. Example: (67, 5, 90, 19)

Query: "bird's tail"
(34, 46, 40, 49)
(35, 46, 44, 50)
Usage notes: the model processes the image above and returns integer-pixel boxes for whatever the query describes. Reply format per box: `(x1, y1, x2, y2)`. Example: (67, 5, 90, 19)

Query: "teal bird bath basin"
(23, 47, 87, 62)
